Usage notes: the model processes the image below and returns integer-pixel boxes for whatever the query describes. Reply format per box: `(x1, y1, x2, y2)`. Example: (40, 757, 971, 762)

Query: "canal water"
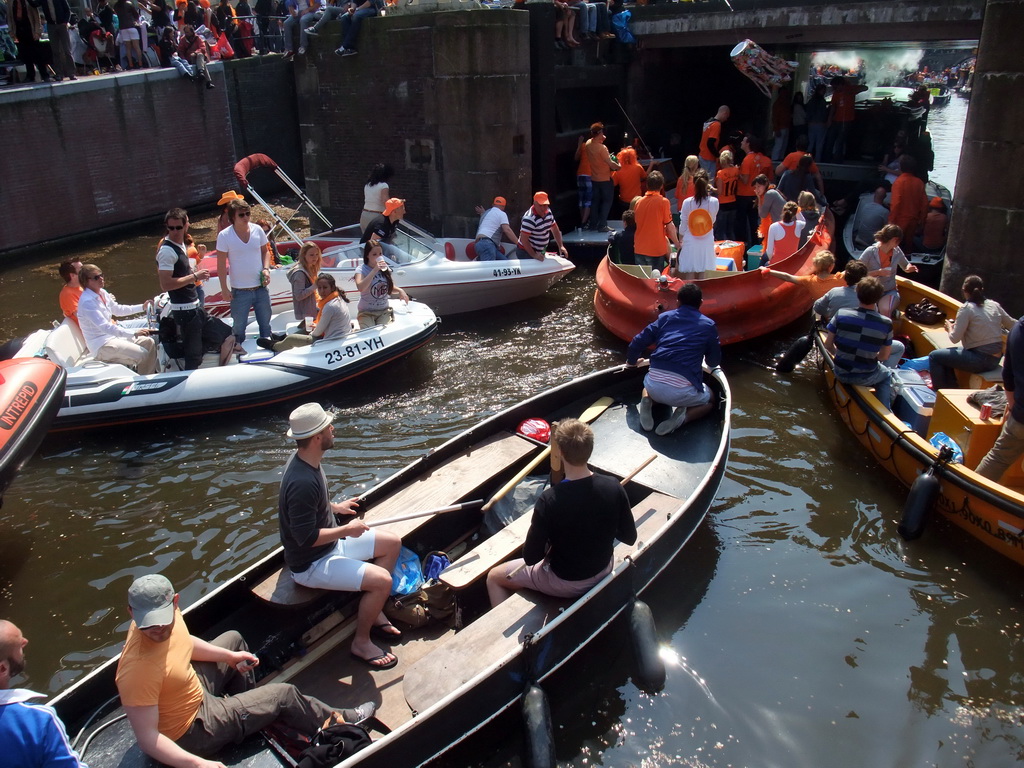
(3, 94, 1020, 767)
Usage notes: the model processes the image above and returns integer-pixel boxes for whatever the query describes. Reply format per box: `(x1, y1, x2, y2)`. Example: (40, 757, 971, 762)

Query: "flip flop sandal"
(350, 652, 398, 670)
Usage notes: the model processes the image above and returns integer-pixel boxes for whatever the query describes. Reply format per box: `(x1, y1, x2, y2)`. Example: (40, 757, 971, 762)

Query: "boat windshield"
(388, 222, 439, 265)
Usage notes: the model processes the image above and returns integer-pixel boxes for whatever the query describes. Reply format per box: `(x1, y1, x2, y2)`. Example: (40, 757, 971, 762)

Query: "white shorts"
(291, 531, 377, 592)
(117, 27, 141, 43)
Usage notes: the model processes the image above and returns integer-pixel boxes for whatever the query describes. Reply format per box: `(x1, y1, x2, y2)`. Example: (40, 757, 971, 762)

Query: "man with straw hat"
(279, 403, 402, 670)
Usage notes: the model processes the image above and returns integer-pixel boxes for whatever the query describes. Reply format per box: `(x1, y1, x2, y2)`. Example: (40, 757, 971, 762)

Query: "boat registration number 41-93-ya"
(493, 267, 522, 277)
(324, 336, 385, 365)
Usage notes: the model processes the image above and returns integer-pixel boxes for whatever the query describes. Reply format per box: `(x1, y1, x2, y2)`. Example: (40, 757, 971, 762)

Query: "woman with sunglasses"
(216, 199, 274, 345)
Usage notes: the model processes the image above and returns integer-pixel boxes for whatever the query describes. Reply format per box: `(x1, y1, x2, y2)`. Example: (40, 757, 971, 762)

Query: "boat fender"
(630, 599, 666, 693)
(521, 683, 555, 768)
(776, 332, 814, 373)
(898, 468, 941, 541)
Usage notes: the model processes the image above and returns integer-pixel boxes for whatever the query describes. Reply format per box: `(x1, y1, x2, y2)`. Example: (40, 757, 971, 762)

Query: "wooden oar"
(481, 396, 615, 514)
(506, 453, 658, 580)
(366, 500, 485, 528)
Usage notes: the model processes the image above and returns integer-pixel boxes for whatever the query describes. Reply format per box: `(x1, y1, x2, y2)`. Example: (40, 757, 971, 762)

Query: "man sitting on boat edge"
(485, 418, 637, 607)
(77, 264, 158, 375)
(115, 574, 375, 768)
(279, 403, 403, 670)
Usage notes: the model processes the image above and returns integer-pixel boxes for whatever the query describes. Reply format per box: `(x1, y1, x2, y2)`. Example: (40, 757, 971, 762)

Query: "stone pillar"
(941, 0, 1024, 315)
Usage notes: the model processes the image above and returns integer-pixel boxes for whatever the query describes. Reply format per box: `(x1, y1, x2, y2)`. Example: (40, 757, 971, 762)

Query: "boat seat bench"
(439, 490, 680, 591)
(252, 432, 539, 605)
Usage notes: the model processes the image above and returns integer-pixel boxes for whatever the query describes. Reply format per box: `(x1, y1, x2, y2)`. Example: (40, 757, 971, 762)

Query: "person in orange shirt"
(584, 122, 621, 232)
(714, 150, 740, 242)
(888, 155, 928, 251)
(675, 155, 699, 215)
(920, 196, 948, 251)
(574, 133, 592, 230)
(58, 258, 84, 327)
(738, 135, 773, 246)
(775, 135, 823, 195)
(826, 75, 868, 162)
(633, 171, 679, 271)
(698, 105, 729, 179)
(612, 147, 647, 215)
(760, 250, 843, 301)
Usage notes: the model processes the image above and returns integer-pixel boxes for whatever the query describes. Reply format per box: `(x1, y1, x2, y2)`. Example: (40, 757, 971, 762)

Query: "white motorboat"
(203, 155, 575, 318)
(13, 300, 439, 432)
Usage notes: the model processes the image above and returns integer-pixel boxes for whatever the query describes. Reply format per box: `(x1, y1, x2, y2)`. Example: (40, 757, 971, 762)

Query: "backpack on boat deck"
(297, 724, 373, 768)
(904, 298, 946, 325)
(383, 551, 460, 630)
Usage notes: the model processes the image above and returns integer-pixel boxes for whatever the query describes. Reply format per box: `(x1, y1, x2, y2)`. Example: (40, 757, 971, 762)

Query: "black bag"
(967, 385, 1007, 419)
(904, 298, 947, 325)
(296, 724, 372, 768)
(201, 313, 232, 352)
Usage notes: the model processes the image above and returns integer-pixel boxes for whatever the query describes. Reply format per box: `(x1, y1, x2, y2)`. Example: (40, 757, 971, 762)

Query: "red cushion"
(444, 242, 457, 261)
(465, 242, 478, 261)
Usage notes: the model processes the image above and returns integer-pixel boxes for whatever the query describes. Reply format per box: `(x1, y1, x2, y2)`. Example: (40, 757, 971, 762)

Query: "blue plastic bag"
(929, 432, 964, 464)
(611, 11, 635, 44)
(390, 546, 424, 596)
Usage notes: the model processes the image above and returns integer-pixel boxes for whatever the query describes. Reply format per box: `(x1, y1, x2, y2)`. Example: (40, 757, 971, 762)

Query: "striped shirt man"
(516, 191, 567, 261)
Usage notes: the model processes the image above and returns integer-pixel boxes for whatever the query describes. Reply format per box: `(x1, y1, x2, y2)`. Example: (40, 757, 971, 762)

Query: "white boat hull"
(19, 302, 439, 432)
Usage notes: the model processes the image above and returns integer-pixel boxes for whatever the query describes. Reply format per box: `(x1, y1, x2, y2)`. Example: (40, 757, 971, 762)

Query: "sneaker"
(256, 337, 275, 350)
(271, 331, 287, 342)
(306, 28, 319, 36)
(341, 48, 358, 56)
(655, 407, 688, 436)
(639, 396, 654, 431)
(334, 46, 345, 56)
(206, 81, 216, 89)
(339, 701, 376, 725)
(283, 50, 294, 59)
(298, 47, 306, 55)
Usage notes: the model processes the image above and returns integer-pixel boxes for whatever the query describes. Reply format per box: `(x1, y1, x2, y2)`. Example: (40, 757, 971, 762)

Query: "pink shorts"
(500, 556, 613, 599)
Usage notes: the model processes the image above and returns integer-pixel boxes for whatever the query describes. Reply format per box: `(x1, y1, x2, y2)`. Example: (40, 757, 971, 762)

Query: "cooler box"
(715, 256, 737, 272)
(894, 384, 936, 436)
(892, 369, 926, 395)
(745, 245, 763, 271)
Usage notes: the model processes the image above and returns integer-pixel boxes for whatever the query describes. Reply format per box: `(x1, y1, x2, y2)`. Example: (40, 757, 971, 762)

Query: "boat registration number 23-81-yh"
(324, 336, 385, 365)
(493, 267, 522, 277)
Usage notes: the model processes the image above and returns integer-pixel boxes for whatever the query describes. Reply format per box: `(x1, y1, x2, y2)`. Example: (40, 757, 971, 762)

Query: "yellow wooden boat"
(814, 277, 1024, 565)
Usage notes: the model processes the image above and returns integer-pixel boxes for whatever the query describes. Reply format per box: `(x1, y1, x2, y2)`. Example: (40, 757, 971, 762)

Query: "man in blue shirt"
(0, 620, 87, 768)
(626, 282, 721, 436)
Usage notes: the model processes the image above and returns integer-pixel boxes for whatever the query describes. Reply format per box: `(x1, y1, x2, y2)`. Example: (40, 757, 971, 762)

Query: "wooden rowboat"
(594, 211, 835, 345)
(50, 363, 730, 767)
(814, 277, 1024, 565)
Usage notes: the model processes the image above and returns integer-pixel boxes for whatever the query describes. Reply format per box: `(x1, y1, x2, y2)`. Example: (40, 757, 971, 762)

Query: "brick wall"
(0, 57, 300, 255)
(294, 8, 532, 237)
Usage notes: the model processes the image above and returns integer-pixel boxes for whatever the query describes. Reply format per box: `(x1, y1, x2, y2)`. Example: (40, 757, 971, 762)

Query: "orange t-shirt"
(922, 210, 948, 250)
(889, 173, 928, 234)
(634, 191, 672, 258)
(715, 167, 740, 204)
(739, 152, 774, 196)
(781, 151, 819, 175)
(613, 164, 647, 203)
(699, 119, 722, 162)
(577, 140, 592, 177)
(795, 272, 844, 301)
(675, 177, 695, 213)
(115, 608, 205, 741)
(585, 141, 615, 182)
(59, 284, 83, 326)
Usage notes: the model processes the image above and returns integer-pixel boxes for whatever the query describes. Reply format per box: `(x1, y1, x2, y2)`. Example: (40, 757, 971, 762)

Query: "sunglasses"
(167, 225, 184, 231)
(90, 274, 104, 280)
(237, 211, 251, 217)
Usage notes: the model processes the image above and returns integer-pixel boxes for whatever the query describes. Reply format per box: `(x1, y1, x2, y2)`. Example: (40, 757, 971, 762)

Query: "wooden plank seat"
(403, 590, 567, 715)
(252, 432, 538, 605)
(439, 490, 680, 592)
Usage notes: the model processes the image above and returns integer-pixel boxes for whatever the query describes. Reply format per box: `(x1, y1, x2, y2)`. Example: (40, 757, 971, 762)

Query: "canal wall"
(0, 58, 301, 255)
